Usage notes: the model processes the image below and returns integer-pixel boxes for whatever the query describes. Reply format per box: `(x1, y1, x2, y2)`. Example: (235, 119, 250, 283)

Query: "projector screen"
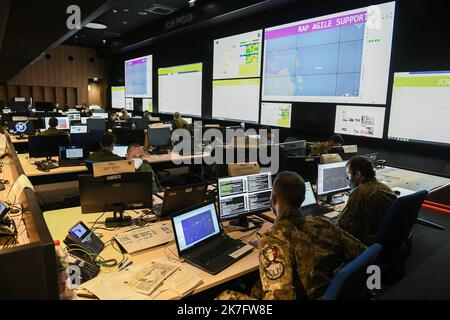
(111, 86, 125, 109)
(158, 63, 202, 117)
(260, 102, 292, 128)
(125, 55, 153, 98)
(212, 78, 260, 123)
(213, 30, 263, 80)
(262, 1, 395, 104)
(335, 105, 385, 139)
(388, 71, 450, 146)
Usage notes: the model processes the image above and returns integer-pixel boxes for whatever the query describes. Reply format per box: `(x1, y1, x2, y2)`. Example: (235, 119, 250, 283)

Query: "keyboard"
(196, 237, 242, 263)
(302, 205, 334, 217)
(35, 161, 58, 171)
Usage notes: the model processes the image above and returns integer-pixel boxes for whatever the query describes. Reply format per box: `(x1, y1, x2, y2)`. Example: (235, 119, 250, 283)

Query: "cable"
(164, 240, 184, 264)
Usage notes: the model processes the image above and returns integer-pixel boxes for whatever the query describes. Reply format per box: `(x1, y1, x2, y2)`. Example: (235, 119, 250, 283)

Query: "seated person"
(338, 156, 397, 246)
(171, 112, 189, 130)
(87, 134, 122, 162)
(107, 111, 117, 129)
(126, 143, 163, 193)
(39, 117, 68, 136)
(120, 108, 131, 121)
(217, 171, 366, 300)
(307, 134, 344, 156)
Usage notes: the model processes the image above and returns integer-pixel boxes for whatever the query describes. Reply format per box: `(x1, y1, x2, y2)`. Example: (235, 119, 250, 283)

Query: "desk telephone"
(64, 221, 105, 282)
(35, 161, 58, 172)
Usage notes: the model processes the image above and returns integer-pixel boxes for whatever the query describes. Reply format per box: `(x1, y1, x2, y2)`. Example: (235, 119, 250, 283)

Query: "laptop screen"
(60, 145, 86, 160)
(302, 181, 317, 208)
(113, 146, 128, 158)
(173, 202, 221, 252)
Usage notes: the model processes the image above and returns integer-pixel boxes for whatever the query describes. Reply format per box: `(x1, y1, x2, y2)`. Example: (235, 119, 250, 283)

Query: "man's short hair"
(328, 134, 344, 145)
(48, 117, 58, 128)
(101, 134, 116, 148)
(174, 112, 181, 119)
(273, 171, 306, 208)
(127, 143, 141, 154)
(347, 156, 376, 179)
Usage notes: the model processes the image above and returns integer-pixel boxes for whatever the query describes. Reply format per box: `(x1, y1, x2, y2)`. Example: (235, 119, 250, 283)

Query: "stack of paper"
(114, 223, 173, 253)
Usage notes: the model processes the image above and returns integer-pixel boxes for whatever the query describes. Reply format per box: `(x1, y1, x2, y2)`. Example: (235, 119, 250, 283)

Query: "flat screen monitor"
(44, 117, 70, 130)
(317, 161, 350, 196)
(79, 172, 153, 214)
(114, 129, 145, 146)
(131, 117, 149, 130)
(90, 112, 108, 119)
(302, 181, 318, 207)
(81, 117, 89, 125)
(11, 101, 28, 113)
(8, 120, 35, 135)
(68, 113, 81, 122)
(35, 102, 54, 112)
(335, 105, 385, 139)
(70, 132, 104, 152)
(218, 172, 272, 220)
(147, 127, 172, 147)
(28, 135, 70, 159)
(260, 102, 292, 128)
(262, 1, 396, 104)
(125, 55, 153, 98)
(59, 145, 89, 162)
(70, 125, 88, 134)
(87, 119, 106, 132)
(113, 146, 128, 158)
(388, 71, 450, 147)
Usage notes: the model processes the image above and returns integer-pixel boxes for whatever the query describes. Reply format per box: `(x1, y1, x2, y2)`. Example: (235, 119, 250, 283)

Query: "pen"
(119, 261, 133, 272)
(118, 257, 129, 270)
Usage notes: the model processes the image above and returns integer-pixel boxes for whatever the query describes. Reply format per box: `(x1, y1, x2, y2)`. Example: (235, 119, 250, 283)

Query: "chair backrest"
(323, 244, 383, 300)
(376, 190, 428, 247)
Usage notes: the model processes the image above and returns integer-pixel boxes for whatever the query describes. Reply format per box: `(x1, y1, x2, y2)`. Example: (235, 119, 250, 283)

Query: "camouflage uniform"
(87, 149, 122, 162)
(171, 118, 189, 130)
(338, 177, 397, 246)
(307, 142, 328, 156)
(216, 210, 366, 300)
(39, 127, 68, 136)
(138, 160, 163, 193)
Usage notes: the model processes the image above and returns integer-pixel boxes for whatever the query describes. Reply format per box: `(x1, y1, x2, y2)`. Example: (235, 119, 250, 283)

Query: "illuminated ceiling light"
(85, 22, 107, 29)
(188, 0, 196, 7)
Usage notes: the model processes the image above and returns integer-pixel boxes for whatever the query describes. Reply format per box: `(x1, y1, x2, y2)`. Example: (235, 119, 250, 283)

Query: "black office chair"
(376, 190, 428, 283)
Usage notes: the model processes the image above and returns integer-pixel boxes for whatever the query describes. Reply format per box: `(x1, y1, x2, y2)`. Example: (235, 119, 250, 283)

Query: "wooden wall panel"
(19, 86, 31, 98)
(55, 87, 66, 107)
(7, 85, 18, 101)
(66, 88, 77, 107)
(32, 86, 45, 102)
(0, 85, 7, 105)
(44, 87, 55, 104)
(7, 45, 110, 108)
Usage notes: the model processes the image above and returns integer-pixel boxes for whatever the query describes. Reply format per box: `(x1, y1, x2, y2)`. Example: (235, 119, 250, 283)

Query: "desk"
(10, 135, 29, 144)
(44, 205, 267, 300)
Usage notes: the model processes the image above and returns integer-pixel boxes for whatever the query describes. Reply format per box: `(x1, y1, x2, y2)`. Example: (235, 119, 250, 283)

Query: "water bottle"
(54, 240, 76, 300)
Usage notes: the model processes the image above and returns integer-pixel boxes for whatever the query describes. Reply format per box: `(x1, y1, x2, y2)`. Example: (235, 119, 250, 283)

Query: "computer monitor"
(44, 117, 70, 130)
(11, 101, 28, 113)
(279, 140, 307, 156)
(317, 161, 350, 205)
(87, 119, 106, 132)
(79, 172, 153, 228)
(218, 172, 272, 228)
(35, 102, 54, 112)
(81, 117, 89, 125)
(113, 146, 128, 158)
(131, 117, 149, 130)
(28, 135, 70, 159)
(284, 156, 321, 183)
(329, 145, 358, 161)
(68, 112, 81, 122)
(302, 181, 317, 208)
(148, 127, 172, 148)
(59, 145, 89, 163)
(183, 118, 193, 125)
(70, 132, 103, 152)
(8, 120, 35, 136)
(70, 125, 88, 134)
(114, 129, 145, 146)
(90, 113, 108, 119)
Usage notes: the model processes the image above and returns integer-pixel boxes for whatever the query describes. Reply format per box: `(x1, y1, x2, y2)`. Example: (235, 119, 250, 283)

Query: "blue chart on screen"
(265, 20, 365, 98)
(182, 210, 215, 247)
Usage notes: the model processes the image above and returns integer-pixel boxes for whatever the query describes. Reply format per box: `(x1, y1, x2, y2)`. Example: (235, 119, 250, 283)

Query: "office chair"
(323, 243, 383, 300)
(376, 190, 428, 283)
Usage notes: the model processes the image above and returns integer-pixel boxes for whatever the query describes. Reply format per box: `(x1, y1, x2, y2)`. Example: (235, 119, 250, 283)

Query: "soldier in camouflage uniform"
(338, 155, 397, 246)
(216, 172, 366, 300)
(307, 134, 344, 156)
(126, 143, 163, 192)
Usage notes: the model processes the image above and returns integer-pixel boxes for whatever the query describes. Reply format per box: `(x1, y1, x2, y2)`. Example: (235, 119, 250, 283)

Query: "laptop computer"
(301, 181, 334, 216)
(153, 182, 209, 218)
(171, 201, 253, 275)
(58, 145, 89, 167)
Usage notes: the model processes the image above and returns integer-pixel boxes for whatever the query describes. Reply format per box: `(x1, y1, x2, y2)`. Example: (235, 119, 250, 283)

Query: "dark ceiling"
(0, 0, 300, 83)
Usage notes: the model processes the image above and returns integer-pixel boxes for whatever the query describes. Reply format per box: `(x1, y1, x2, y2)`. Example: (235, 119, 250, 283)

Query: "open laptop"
(172, 201, 253, 275)
(301, 181, 334, 216)
(153, 182, 209, 218)
(58, 145, 89, 167)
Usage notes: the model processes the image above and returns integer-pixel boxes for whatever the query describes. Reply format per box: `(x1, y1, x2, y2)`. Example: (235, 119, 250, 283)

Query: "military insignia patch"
(262, 246, 279, 262)
(264, 262, 284, 280)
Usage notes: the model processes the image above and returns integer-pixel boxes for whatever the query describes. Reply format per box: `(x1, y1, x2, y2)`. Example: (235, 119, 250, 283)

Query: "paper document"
(164, 267, 203, 298)
(392, 187, 415, 197)
(114, 223, 173, 253)
(126, 260, 179, 295)
(7, 174, 34, 205)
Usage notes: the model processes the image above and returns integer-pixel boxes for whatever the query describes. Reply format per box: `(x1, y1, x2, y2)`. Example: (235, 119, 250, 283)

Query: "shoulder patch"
(264, 262, 284, 280)
(262, 246, 279, 262)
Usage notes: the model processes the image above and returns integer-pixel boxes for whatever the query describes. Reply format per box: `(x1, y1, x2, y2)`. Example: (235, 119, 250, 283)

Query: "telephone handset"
(64, 221, 105, 260)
